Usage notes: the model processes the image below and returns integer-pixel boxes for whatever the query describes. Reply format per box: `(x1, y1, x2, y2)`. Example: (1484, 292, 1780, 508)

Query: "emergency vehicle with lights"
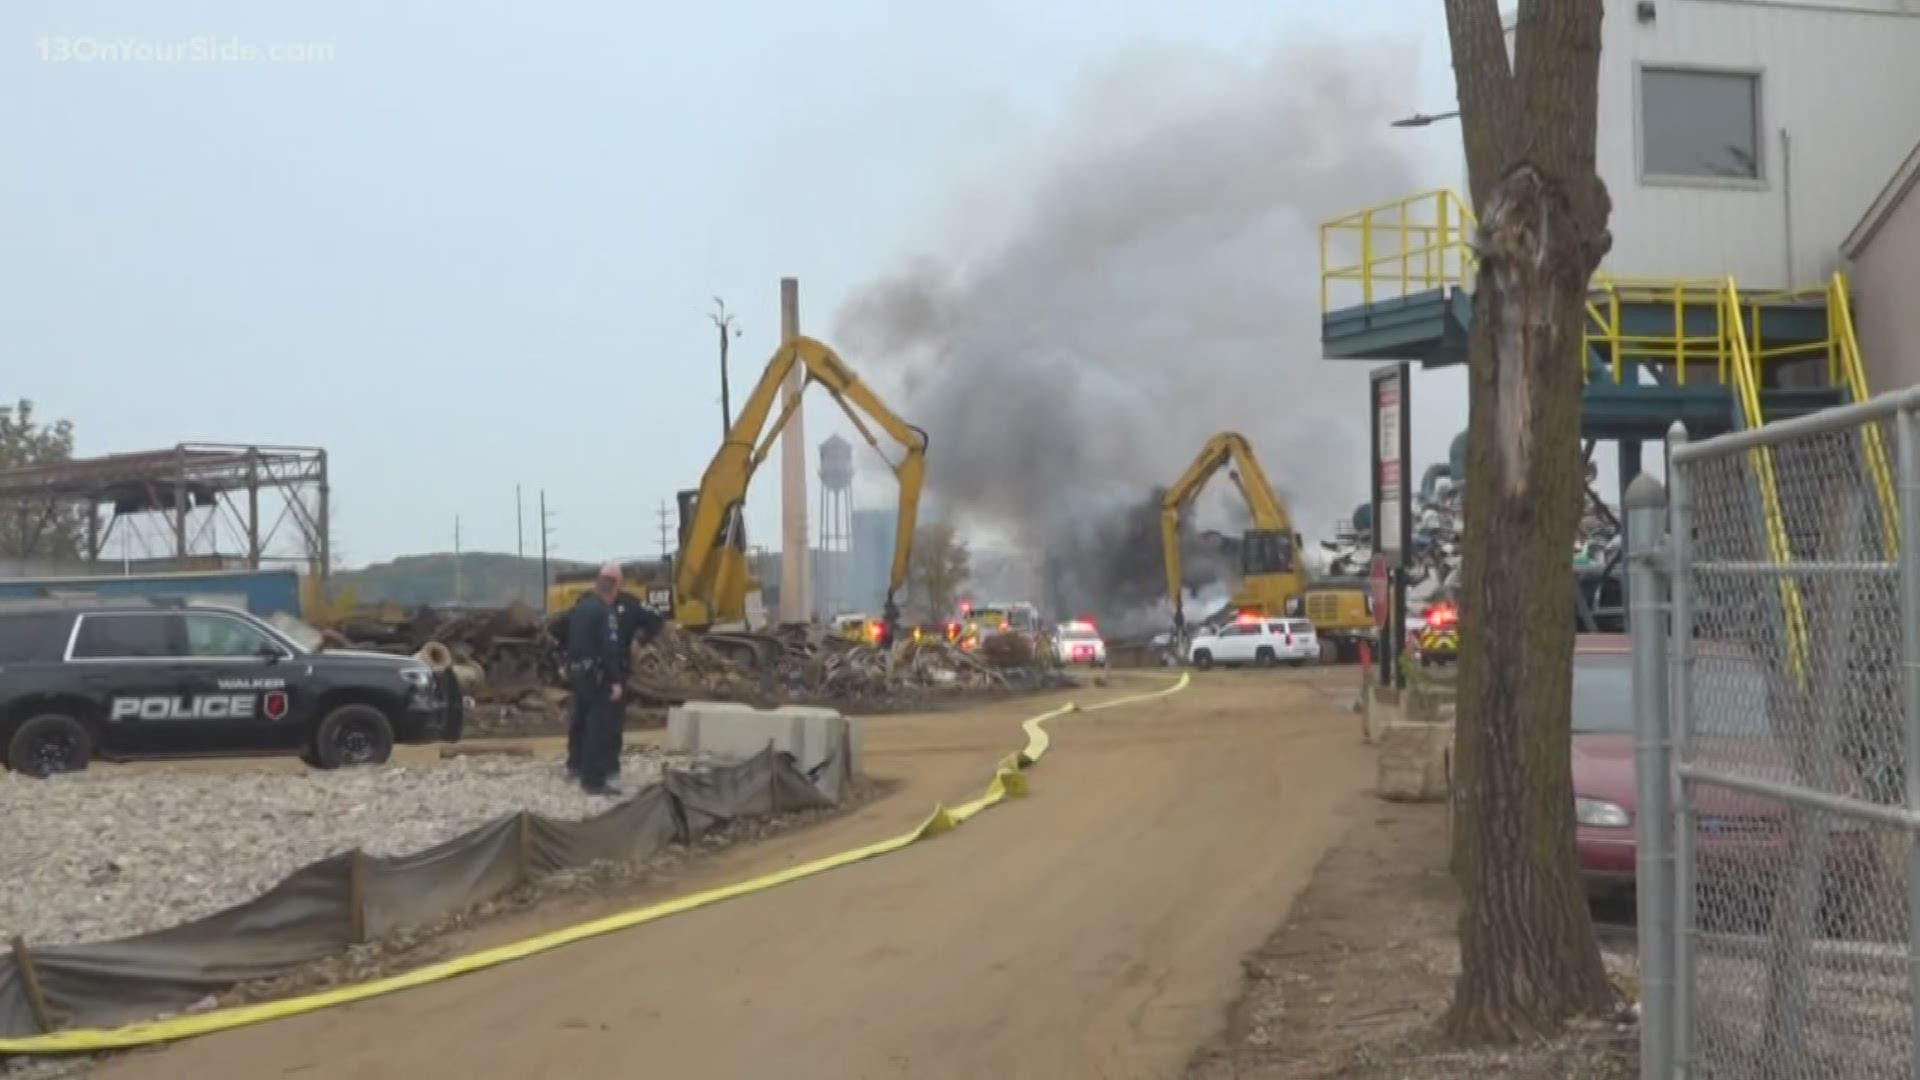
(0, 597, 457, 778)
(951, 600, 1040, 650)
(1184, 613, 1319, 669)
(1416, 599, 1460, 666)
(1054, 620, 1108, 667)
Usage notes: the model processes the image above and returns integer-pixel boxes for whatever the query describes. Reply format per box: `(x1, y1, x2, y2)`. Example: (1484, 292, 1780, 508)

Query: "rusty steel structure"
(0, 443, 330, 579)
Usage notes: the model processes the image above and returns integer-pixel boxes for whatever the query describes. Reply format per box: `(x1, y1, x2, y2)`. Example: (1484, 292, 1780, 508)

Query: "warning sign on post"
(1370, 366, 1409, 568)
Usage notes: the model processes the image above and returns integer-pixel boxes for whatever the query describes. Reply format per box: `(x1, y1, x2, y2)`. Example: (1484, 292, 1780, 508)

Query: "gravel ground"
(0, 746, 710, 947)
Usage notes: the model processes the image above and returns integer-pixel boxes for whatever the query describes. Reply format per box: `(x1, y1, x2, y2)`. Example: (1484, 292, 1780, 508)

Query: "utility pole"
(517, 484, 529, 607)
(710, 297, 741, 439)
(656, 500, 673, 560)
(539, 491, 555, 617)
(453, 515, 463, 604)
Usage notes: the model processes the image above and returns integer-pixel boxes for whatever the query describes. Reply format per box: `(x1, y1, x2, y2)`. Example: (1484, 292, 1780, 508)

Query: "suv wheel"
(1192, 649, 1214, 670)
(7, 714, 93, 778)
(1254, 646, 1276, 667)
(313, 704, 395, 769)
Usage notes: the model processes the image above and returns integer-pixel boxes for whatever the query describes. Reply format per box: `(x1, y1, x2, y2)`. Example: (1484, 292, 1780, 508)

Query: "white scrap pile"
(0, 746, 709, 947)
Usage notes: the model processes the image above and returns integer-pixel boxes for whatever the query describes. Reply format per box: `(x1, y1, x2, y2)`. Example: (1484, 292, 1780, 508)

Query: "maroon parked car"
(1570, 634, 1875, 920)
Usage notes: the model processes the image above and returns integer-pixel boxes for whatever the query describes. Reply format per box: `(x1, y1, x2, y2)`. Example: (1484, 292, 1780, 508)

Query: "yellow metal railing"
(1318, 189, 1476, 311)
(1828, 271, 1899, 556)
(1721, 277, 1810, 686)
(1320, 192, 1898, 680)
(1582, 278, 1733, 387)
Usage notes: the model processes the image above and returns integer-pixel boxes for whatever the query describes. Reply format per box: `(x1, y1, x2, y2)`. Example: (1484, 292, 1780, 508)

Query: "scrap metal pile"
(314, 602, 1063, 722)
(315, 601, 547, 702)
(1315, 431, 1621, 608)
(628, 624, 1058, 711)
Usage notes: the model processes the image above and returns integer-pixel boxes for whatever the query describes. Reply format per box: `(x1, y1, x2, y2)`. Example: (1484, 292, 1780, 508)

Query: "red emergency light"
(1426, 603, 1458, 628)
(960, 600, 972, 615)
(1235, 610, 1261, 625)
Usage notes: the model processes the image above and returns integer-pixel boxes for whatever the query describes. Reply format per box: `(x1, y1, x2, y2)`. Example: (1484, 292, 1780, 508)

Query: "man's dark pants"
(579, 692, 626, 790)
(564, 693, 586, 776)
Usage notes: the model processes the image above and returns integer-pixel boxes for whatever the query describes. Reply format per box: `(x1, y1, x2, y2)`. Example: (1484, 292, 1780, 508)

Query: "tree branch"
(1444, 0, 1516, 208)
(1511, 0, 1613, 262)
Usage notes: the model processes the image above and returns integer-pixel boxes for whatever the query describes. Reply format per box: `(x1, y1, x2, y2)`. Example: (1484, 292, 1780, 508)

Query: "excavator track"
(703, 631, 787, 669)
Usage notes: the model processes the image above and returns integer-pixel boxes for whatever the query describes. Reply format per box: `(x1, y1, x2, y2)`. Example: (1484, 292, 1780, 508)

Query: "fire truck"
(949, 599, 1052, 661)
(1415, 597, 1460, 666)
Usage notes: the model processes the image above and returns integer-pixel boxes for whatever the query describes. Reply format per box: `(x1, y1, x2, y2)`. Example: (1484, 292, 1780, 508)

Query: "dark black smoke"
(835, 37, 1423, 629)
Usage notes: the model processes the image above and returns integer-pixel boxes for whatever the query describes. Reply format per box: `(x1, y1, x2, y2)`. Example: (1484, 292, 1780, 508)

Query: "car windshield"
(1572, 654, 1770, 737)
(1061, 628, 1098, 641)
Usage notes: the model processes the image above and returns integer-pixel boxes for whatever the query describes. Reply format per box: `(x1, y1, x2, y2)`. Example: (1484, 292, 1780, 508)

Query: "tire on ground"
(312, 703, 396, 769)
(1192, 650, 1214, 670)
(1254, 646, 1275, 668)
(6, 713, 94, 778)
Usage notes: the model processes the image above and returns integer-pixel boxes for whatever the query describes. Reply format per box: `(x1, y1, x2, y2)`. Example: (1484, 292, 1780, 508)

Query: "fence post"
(1668, 421, 1698, 1077)
(768, 739, 780, 815)
(1896, 403, 1920, 1080)
(7, 935, 53, 1034)
(347, 850, 368, 945)
(1627, 472, 1674, 1078)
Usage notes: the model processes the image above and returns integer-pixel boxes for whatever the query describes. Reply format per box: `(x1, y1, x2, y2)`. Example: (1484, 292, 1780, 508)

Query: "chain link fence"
(1641, 394, 1919, 1079)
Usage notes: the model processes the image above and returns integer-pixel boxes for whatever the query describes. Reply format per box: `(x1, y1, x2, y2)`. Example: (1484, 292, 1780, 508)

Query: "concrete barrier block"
(1362, 685, 1404, 745)
(667, 701, 862, 779)
(1376, 719, 1454, 803)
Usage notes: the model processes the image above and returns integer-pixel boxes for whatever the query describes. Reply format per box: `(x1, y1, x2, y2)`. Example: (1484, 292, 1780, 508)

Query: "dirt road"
(96, 671, 1372, 1080)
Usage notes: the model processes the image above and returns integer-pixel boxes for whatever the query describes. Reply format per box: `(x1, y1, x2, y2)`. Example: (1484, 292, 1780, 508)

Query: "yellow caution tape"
(1, 672, 1190, 1056)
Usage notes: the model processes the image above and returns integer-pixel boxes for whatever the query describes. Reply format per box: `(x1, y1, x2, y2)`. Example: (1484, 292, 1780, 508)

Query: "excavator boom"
(673, 335, 929, 629)
(1160, 432, 1302, 628)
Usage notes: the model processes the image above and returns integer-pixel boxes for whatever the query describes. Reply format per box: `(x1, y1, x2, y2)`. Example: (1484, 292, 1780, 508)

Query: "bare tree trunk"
(1442, 0, 1619, 1043)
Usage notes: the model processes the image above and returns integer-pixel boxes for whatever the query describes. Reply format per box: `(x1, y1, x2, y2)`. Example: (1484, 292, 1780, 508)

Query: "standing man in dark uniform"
(564, 562, 664, 794)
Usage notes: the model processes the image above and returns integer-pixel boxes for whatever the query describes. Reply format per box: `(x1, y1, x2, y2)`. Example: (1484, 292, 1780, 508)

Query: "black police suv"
(0, 598, 460, 777)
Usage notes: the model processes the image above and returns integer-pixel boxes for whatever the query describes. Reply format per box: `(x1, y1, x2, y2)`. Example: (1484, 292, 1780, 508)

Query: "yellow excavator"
(672, 334, 928, 652)
(1162, 432, 1374, 662)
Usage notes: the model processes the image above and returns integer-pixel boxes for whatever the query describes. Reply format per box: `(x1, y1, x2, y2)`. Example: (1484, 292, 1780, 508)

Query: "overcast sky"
(1, 0, 1467, 568)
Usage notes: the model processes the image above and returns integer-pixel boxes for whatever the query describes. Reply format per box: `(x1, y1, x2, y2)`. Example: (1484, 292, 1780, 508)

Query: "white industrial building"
(1584, 0, 1920, 395)
(1592, 0, 1920, 291)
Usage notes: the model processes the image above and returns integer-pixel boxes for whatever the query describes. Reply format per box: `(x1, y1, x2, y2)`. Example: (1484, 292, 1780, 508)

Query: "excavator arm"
(1160, 432, 1299, 629)
(673, 335, 929, 629)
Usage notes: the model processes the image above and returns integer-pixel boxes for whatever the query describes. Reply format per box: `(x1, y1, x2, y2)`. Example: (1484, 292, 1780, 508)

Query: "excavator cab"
(1240, 529, 1296, 577)
(674, 487, 753, 627)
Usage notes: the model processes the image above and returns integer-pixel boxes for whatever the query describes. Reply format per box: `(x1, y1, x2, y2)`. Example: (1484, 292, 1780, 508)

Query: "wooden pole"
(768, 738, 780, 815)
(9, 935, 54, 1034)
(347, 850, 368, 944)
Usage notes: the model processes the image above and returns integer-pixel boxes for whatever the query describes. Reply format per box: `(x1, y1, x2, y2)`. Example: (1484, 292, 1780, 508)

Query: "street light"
(1390, 109, 1461, 128)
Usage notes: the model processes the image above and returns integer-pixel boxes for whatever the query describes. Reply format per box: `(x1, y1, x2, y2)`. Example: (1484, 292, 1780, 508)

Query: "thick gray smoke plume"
(835, 39, 1423, 631)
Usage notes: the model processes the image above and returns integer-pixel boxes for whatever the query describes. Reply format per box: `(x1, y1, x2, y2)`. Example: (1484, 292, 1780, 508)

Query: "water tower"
(818, 434, 855, 617)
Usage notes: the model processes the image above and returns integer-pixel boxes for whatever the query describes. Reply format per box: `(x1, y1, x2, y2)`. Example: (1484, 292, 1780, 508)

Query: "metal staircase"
(1320, 191, 1897, 666)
